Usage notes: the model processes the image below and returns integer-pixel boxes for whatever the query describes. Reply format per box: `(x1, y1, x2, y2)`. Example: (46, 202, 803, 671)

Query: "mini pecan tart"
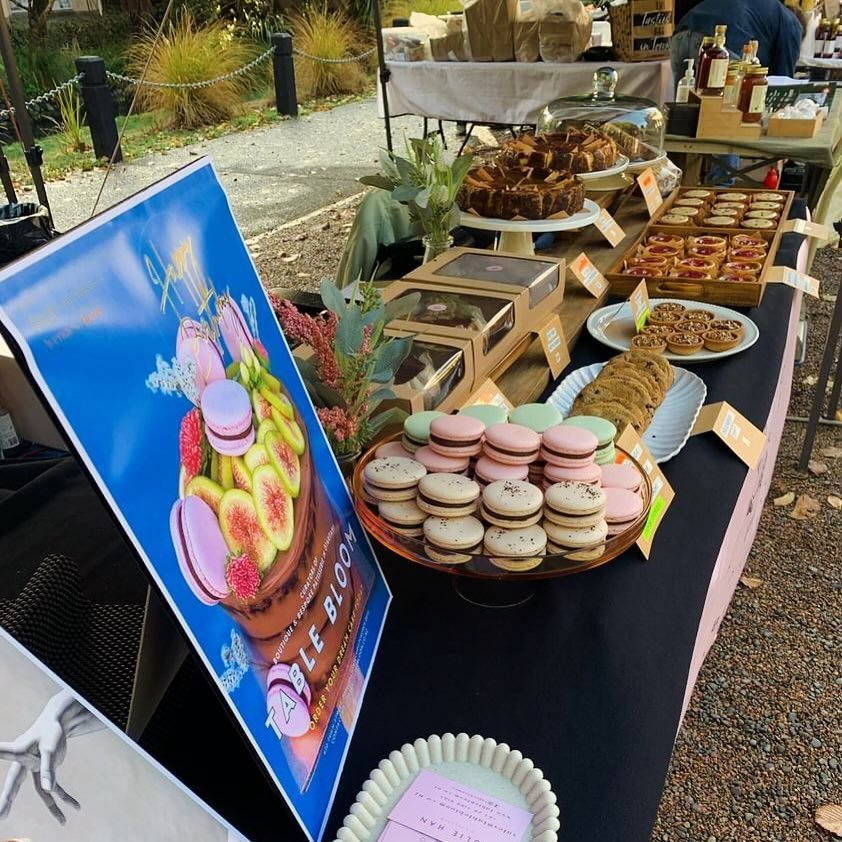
(652, 302, 686, 314)
(666, 332, 704, 355)
(675, 320, 710, 335)
(683, 309, 716, 323)
(708, 319, 744, 336)
(703, 329, 742, 352)
(642, 324, 677, 337)
(631, 334, 667, 354)
(648, 309, 685, 327)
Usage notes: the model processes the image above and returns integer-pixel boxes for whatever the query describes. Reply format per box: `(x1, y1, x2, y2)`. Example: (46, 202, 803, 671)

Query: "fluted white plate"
(577, 154, 630, 181)
(547, 363, 707, 464)
(333, 733, 559, 842)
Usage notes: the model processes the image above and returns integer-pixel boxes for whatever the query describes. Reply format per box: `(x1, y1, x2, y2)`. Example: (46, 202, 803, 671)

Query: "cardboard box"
(767, 113, 824, 138)
(381, 281, 528, 385)
(405, 247, 565, 328)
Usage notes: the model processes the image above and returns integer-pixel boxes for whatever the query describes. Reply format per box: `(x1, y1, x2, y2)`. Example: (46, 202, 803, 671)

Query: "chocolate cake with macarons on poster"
(0, 159, 391, 842)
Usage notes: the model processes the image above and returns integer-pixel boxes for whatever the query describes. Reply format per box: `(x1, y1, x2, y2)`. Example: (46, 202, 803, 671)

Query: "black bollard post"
(75, 56, 122, 163)
(271, 33, 298, 118)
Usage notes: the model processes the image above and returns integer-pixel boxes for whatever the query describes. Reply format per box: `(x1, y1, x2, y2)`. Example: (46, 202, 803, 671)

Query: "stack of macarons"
(540, 425, 601, 490)
(416, 473, 483, 564)
(542, 481, 607, 561)
(561, 415, 617, 465)
(362, 456, 427, 507)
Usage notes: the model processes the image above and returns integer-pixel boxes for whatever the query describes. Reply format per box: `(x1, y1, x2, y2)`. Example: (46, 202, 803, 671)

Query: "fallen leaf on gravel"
(820, 446, 842, 459)
(828, 495, 842, 510)
(773, 492, 795, 506)
(280, 254, 300, 264)
(815, 804, 842, 835)
(821, 293, 837, 303)
(740, 575, 764, 590)
(790, 494, 822, 520)
(803, 375, 819, 386)
(809, 460, 829, 476)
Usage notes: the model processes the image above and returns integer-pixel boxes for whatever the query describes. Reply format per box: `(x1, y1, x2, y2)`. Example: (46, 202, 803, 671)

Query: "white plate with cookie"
(586, 298, 760, 363)
(547, 362, 707, 463)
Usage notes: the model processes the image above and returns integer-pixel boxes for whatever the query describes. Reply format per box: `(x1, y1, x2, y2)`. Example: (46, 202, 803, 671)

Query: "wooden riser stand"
(692, 90, 762, 141)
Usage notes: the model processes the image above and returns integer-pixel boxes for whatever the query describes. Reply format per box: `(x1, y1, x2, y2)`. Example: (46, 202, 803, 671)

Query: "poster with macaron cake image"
(0, 159, 390, 842)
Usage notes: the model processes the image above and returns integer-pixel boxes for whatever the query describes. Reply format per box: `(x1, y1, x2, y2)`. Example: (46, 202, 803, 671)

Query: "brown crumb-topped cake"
(459, 163, 586, 220)
(499, 129, 620, 174)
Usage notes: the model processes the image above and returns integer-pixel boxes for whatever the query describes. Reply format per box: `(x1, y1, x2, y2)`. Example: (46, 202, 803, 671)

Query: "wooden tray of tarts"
(607, 188, 794, 307)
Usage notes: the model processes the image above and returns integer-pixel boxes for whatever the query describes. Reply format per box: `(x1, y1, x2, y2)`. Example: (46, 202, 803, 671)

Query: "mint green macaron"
(402, 410, 446, 452)
(562, 415, 617, 464)
(459, 403, 508, 427)
(509, 403, 563, 434)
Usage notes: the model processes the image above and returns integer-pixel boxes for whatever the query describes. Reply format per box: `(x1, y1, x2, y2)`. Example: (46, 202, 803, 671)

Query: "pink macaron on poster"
(0, 160, 391, 841)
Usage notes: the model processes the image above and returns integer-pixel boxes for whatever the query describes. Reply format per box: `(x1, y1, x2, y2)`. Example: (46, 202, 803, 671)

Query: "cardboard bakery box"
(381, 280, 528, 385)
(404, 247, 565, 328)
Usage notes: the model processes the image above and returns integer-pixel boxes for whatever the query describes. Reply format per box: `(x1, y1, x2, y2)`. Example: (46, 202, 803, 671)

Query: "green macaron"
(459, 403, 508, 427)
(562, 415, 617, 464)
(402, 410, 446, 451)
(509, 403, 563, 434)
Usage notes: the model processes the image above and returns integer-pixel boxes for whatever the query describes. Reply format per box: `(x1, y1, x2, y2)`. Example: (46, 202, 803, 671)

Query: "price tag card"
(629, 278, 651, 331)
(570, 252, 608, 298)
(766, 266, 821, 298)
(537, 314, 570, 379)
(637, 168, 663, 217)
(692, 401, 767, 470)
(594, 208, 627, 247)
(463, 378, 513, 411)
(616, 425, 675, 560)
(781, 218, 832, 240)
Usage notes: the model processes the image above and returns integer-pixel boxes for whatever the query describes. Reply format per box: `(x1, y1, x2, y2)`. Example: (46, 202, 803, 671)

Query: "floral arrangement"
(360, 135, 473, 247)
(271, 279, 418, 457)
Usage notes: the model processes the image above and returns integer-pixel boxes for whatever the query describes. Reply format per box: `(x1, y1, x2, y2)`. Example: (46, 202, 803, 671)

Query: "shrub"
(387, 0, 461, 19)
(126, 10, 261, 128)
(48, 86, 90, 153)
(292, 5, 368, 100)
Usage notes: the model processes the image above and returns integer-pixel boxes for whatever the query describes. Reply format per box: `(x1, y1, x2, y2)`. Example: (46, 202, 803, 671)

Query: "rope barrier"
(292, 45, 376, 63)
(0, 74, 84, 122)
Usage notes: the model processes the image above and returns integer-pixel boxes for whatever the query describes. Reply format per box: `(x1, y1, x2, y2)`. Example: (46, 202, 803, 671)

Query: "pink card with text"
(385, 770, 532, 842)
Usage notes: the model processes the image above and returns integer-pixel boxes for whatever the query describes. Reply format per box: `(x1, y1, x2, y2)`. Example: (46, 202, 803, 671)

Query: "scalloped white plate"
(333, 733, 559, 842)
(577, 154, 630, 181)
(547, 362, 707, 464)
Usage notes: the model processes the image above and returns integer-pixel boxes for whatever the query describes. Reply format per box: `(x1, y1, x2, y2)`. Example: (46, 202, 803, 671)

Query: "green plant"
(271, 279, 416, 456)
(387, 0, 460, 19)
(48, 86, 90, 153)
(126, 10, 261, 128)
(361, 136, 473, 244)
(292, 4, 368, 100)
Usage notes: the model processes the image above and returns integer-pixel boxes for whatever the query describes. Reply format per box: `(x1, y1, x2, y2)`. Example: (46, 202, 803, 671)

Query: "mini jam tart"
(719, 272, 757, 283)
(628, 256, 669, 266)
(625, 266, 664, 277)
(647, 233, 685, 248)
(677, 257, 718, 271)
(704, 216, 737, 228)
(648, 309, 685, 326)
(731, 233, 767, 249)
(741, 218, 776, 230)
(708, 319, 745, 335)
(683, 189, 714, 199)
(642, 324, 678, 337)
(660, 214, 691, 225)
(652, 301, 686, 314)
(729, 247, 766, 261)
(687, 248, 725, 264)
(703, 329, 742, 352)
(642, 244, 681, 259)
(674, 320, 711, 335)
(669, 268, 708, 280)
(666, 332, 704, 355)
(631, 334, 667, 353)
(723, 261, 762, 275)
(688, 235, 726, 249)
(683, 309, 716, 323)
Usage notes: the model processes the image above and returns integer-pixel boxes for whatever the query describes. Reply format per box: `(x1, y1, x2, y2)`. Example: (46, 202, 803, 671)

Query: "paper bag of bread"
(461, 0, 518, 61)
(514, 0, 540, 62)
(538, 0, 591, 63)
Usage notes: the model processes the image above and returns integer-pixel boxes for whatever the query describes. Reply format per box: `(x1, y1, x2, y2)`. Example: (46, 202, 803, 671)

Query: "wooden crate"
(693, 92, 762, 141)
(767, 113, 824, 138)
(609, 0, 673, 62)
(606, 224, 782, 308)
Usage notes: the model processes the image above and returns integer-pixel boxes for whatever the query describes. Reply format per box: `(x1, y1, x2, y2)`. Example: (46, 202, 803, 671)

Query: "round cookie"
(543, 518, 608, 551)
(509, 403, 564, 434)
(483, 423, 542, 466)
(423, 515, 485, 564)
(543, 481, 606, 528)
(543, 461, 602, 487)
(483, 524, 548, 572)
(604, 486, 645, 536)
(416, 473, 481, 518)
(480, 479, 544, 529)
(378, 499, 427, 537)
(540, 425, 598, 468)
(429, 414, 485, 458)
(600, 462, 642, 493)
(562, 416, 617, 465)
(363, 457, 427, 502)
(572, 399, 646, 433)
(473, 456, 529, 486)
(459, 403, 509, 427)
(413, 445, 470, 475)
(402, 410, 446, 452)
(375, 441, 413, 459)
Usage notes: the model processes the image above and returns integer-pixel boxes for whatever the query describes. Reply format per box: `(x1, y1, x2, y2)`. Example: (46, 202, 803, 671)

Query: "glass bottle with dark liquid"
(699, 25, 730, 96)
(695, 36, 714, 90)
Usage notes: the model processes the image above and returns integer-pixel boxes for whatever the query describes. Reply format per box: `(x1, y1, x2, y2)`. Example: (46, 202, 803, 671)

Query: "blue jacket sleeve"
(771, 8, 803, 77)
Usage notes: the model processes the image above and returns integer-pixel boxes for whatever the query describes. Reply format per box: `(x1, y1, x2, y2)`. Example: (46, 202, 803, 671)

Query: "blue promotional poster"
(0, 160, 391, 842)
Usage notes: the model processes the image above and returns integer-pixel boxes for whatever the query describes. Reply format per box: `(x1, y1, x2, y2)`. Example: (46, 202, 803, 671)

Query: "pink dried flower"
(317, 407, 359, 444)
(227, 553, 260, 600)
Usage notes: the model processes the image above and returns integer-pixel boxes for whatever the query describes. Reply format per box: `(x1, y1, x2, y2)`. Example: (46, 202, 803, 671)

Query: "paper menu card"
(385, 770, 533, 842)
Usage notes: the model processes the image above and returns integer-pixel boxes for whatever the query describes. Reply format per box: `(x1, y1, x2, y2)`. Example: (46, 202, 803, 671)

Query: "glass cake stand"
(353, 435, 652, 604)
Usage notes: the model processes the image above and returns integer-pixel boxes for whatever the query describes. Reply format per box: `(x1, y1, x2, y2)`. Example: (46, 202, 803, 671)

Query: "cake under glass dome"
(537, 67, 666, 166)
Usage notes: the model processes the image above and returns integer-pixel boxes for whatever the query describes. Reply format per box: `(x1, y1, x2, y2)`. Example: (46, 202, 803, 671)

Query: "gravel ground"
(253, 209, 841, 841)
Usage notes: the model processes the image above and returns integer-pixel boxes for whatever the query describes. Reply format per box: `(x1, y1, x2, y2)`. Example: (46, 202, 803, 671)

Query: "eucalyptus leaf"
(368, 406, 408, 435)
(415, 187, 431, 209)
(373, 335, 414, 380)
(392, 184, 420, 203)
(368, 386, 395, 403)
(451, 153, 474, 188)
(395, 156, 417, 185)
(335, 306, 364, 357)
(384, 292, 421, 323)
(448, 202, 462, 231)
(379, 148, 400, 181)
(313, 380, 345, 408)
(320, 278, 347, 315)
(359, 174, 396, 191)
(362, 305, 386, 327)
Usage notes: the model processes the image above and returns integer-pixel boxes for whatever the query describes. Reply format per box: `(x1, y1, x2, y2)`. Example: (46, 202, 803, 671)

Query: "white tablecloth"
(378, 59, 674, 126)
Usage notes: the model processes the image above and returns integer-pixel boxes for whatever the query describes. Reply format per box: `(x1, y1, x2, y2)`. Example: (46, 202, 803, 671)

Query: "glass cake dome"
(536, 67, 666, 166)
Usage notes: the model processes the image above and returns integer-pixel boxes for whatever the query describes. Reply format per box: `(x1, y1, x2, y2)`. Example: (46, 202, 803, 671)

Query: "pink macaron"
(375, 441, 413, 459)
(201, 379, 255, 456)
(604, 487, 644, 536)
(541, 425, 598, 468)
(483, 423, 541, 466)
(176, 320, 226, 403)
(429, 415, 485, 458)
(413, 445, 470, 474)
(474, 455, 528, 486)
(170, 496, 230, 605)
(266, 663, 312, 737)
(600, 462, 642, 493)
(543, 461, 602, 488)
